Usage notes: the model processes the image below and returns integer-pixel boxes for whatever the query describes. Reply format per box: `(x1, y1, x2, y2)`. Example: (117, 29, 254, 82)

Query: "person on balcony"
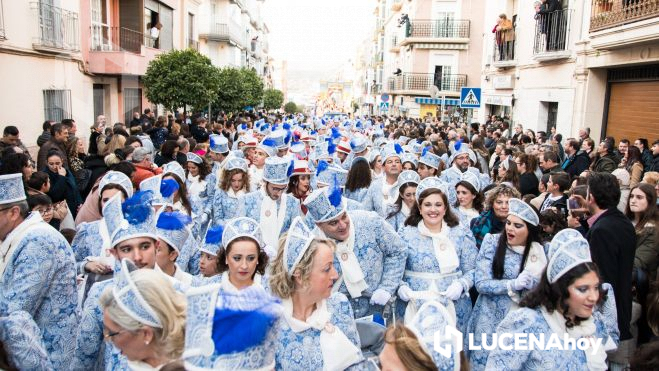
(493, 14, 515, 61)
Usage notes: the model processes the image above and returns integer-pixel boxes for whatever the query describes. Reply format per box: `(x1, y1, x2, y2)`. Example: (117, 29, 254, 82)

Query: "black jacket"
(519, 172, 539, 197)
(585, 208, 636, 341)
(562, 151, 590, 179)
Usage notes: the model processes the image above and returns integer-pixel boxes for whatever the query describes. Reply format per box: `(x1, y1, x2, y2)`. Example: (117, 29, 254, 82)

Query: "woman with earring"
(269, 217, 365, 370)
(217, 217, 269, 290)
(487, 229, 616, 369)
(385, 170, 420, 232)
(454, 171, 484, 226)
(396, 177, 478, 333)
(467, 198, 547, 370)
(100, 259, 186, 370)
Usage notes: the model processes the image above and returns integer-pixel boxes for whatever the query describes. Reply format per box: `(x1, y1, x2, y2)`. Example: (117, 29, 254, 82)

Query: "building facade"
(0, 0, 271, 149)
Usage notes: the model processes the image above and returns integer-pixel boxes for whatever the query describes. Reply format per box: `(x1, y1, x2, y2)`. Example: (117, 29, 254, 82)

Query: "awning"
(414, 97, 460, 105)
(482, 94, 513, 107)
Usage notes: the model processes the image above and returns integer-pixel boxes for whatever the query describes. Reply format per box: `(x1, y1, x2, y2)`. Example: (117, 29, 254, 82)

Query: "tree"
(215, 67, 264, 113)
(284, 101, 298, 114)
(143, 49, 220, 113)
(263, 89, 284, 111)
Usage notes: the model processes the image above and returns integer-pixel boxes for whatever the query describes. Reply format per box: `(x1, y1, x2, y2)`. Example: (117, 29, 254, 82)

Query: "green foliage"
(143, 49, 220, 112)
(284, 101, 298, 114)
(215, 67, 264, 113)
(263, 89, 284, 111)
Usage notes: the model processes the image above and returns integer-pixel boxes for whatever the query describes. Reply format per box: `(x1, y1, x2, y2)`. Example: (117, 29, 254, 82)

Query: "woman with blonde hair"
(270, 217, 365, 370)
(100, 259, 186, 370)
(205, 157, 250, 227)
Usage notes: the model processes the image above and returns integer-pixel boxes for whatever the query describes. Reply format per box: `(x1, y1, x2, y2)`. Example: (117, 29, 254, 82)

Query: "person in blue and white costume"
(401, 152, 418, 172)
(72, 170, 133, 279)
(396, 177, 478, 333)
(238, 156, 300, 253)
(185, 151, 209, 215)
(344, 157, 372, 204)
(441, 140, 491, 191)
(204, 133, 231, 202)
(161, 161, 193, 216)
(380, 300, 462, 371)
(155, 211, 193, 286)
(99, 259, 186, 370)
(190, 225, 223, 287)
(314, 160, 365, 212)
(217, 217, 270, 290)
(363, 142, 404, 217)
(183, 284, 281, 370)
(0, 173, 77, 370)
(71, 191, 169, 370)
(0, 308, 53, 370)
(269, 217, 366, 370)
(454, 170, 484, 227)
(487, 229, 618, 370)
(304, 185, 407, 318)
(204, 156, 250, 227)
(385, 169, 420, 232)
(417, 146, 442, 180)
(466, 198, 548, 370)
(248, 137, 278, 193)
(350, 135, 369, 159)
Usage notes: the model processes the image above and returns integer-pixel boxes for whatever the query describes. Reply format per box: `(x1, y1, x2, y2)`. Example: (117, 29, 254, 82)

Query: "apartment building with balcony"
(379, 0, 483, 119)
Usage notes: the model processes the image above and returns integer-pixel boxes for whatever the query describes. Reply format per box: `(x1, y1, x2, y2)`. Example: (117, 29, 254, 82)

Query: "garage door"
(606, 81, 659, 143)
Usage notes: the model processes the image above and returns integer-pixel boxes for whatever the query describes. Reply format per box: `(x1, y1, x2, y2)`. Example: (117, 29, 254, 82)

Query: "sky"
(262, 0, 375, 101)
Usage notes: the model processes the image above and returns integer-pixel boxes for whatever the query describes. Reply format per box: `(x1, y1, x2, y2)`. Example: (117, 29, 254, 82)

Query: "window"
(43, 89, 72, 122)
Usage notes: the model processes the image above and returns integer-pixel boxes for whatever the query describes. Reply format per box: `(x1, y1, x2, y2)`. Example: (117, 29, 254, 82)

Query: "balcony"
(389, 35, 400, 52)
(398, 19, 470, 47)
(589, 0, 659, 49)
(30, 2, 79, 53)
(532, 8, 572, 61)
(199, 21, 247, 49)
(88, 25, 162, 75)
(492, 32, 516, 68)
(386, 73, 467, 95)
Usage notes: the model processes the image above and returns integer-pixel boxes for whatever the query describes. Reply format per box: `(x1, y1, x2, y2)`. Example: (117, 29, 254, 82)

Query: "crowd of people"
(0, 110, 658, 370)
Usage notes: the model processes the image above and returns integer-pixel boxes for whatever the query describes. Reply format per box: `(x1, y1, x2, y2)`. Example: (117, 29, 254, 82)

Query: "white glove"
(199, 212, 209, 225)
(511, 271, 534, 291)
(370, 289, 392, 306)
(397, 285, 413, 302)
(443, 281, 464, 301)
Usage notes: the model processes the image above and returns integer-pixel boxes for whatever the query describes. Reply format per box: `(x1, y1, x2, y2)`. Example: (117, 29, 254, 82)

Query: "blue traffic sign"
(381, 94, 389, 103)
(460, 87, 481, 108)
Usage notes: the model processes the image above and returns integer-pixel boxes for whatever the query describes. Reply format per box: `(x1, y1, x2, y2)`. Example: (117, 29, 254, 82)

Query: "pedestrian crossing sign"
(460, 87, 481, 108)
(380, 102, 389, 111)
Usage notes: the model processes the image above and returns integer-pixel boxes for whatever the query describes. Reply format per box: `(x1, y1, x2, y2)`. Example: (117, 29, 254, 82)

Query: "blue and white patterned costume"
(207, 188, 242, 226)
(314, 210, 408, 318)
(486, 306, 613, 370)
(384, 206, 407, 232)
(344, 187, 368, 204)
(71, 219, 108, 274)
(274, 292, 367, 370)
(362, 177, 398, 217)
(397, 223, 478, 333)
(237, 190, 300, 236)
(0, 213, 78, 370)
(178, 234, 202, 275)
(466, 232, 537, 370)
(0, 310, 53, 370)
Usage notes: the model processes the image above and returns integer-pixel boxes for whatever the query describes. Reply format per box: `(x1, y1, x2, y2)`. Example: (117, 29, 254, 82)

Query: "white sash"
(282, 298, 362, 371)
(0, 213, 53, 278)
(259, 188, 287, 251)
(417, 221, 460, 275)
(509, 242, 548, 279)
(220, 271, 262, 293)
(318, 216, 368, 298)
(401, 202, 411, 218)
(226, 188, 245, 199)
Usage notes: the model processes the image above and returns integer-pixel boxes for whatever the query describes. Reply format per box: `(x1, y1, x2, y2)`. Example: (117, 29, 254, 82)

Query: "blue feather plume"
(284, 130, 292, 144)
(211, 288, 280, 356)
(350, 139, 358, 150)
(121, 191, 152, 225)
(205, 225, 224, 245)
(156, 212, 192, 230)
(416, 138, 424, 144)
(331, 127, 341, 139)
(422, 146, 431, 157)
(260, 123, 270, 132)
(286, 160, 295, 177)
(394, 143, 403, 154)
(283, 123, 291, 130)
(454, 139, 462, 152)
(160, 178, 180, 198)
(327, 142, 337, 155)
(310, 130, 317, 135)
(262, 138, 277, 148)
(328, 175, 342, 207)
(316, 160, 329, 176)
(209, 136, 217, 148)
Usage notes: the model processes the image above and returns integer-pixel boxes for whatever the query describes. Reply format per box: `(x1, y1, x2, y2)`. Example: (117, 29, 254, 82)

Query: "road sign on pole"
(460, 87, 481, 108)
(379, 102, 389, 111)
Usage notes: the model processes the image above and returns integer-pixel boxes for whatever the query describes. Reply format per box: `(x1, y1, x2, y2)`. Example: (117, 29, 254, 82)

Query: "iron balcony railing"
(533, 8, 571, 55)
(492, 31, 516, 63)
(199, 21, 246, 48)
(31, 2, 79, 51)
(403, 19, 470, 39)
(387, 73, 467, 92)
(90, 25, 143, 54)
(590, 0, 659, 31)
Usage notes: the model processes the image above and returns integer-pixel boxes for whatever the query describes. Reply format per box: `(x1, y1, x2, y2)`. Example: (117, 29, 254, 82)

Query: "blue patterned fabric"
(206, 189, 241, 227)
(466, 233, 538, 370)
(362, 177, 398, 217)
(486, 307, 611, 370)
(546, 229, 592, 283)
(508, 198, 539, 226)
(222, 217, 263, 248)
(0, 310, 53, 370)
(209, 134, 229, 153)
(439, 165, 464, 188)
(283, 217, 314, 273)
(71, 219, 104, 274)
(263, 157, 290, 185)
(237, 191, 300, 236)
(397, 223, 478, 333)
(0, 215, 78, 370)
(0, 173, 26, 203)
(98, 171, 133, 198)
(274, 293, 367, 370)
(385, 208, 407, 232)
(343, 187, 368, 203)
(407, 301, 459, 370)
(178, 233, 202, 275)
(316, 210, 408, 318)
